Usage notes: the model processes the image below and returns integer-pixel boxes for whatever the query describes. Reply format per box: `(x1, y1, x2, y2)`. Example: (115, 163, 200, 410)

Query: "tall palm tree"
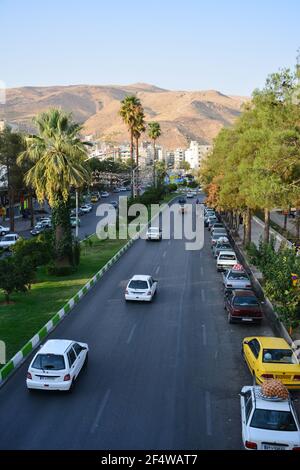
(147, 122, 161, 187)
(119, 95, 142, 198)
(132, 109, 146, 196)
(18, 109, 91, 267)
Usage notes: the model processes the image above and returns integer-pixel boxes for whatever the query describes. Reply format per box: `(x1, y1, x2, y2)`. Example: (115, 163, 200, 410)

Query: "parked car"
(26, 339, 89, 392)
(0, 233, 20, 249)
(0, 225, 10, 237)
(212, 241, 233, 258)
(211, 233, 229, 247)
(101, 191, 110, 198)
(70, 217, 81, 228)
(223, 266, 252, 290)
(240, 385, 300, 450)
(208, 217, 219, 230)
(125, 275, 158, 302)
(186, 192, 194, 199)
(110, 201, 119, 209)
(146, 227, 162, 241)
(30, 223, 46, 236)
(224, 289, 263, 324)
(119, 187, 128, 192)
(80, 204, 93, 214)
(211, 228, 228, 240)
(216, 251, 238, 272)
(178, 198, 186, 205)
(113, 188, 120, 193)
(242, 336, 300, 389)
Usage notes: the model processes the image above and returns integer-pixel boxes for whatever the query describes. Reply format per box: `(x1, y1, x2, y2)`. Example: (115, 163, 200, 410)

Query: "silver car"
(223, 268, 252, 290)
(212, 242, 233, 258)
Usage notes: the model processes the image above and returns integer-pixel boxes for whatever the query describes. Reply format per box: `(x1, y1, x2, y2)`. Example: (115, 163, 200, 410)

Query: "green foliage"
(11, 236, 53, 268)
(73, 239, 81, 267)
(46, 263, 76, 276)
(0, 257, 36, 303)
(167, 183, 178, 192)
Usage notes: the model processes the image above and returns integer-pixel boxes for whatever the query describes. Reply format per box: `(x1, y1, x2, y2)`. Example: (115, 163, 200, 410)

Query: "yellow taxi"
(242, 336, 300, 389)
(90, 195, 99, 203)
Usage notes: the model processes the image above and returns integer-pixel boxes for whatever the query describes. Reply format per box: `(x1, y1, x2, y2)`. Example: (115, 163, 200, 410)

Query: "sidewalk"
(270, 210, 298, 238)
(238, 216, 293, 251)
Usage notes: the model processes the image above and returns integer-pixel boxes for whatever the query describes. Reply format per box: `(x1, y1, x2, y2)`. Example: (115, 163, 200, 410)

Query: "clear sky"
(0, 0, 299, 95)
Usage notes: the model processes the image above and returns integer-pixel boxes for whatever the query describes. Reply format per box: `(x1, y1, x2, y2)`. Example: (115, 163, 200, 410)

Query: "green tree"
(0, 256, 35, 304)
(19, 109, 91, 267)
(132, 108, 146, 196)
(147, 122, 161, 187)
(119, 95, 143, 198)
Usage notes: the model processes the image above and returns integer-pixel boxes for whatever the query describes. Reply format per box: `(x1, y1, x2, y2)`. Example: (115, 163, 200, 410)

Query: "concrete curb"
(0, 194, 179, 386)
(221, 217, 294, 346)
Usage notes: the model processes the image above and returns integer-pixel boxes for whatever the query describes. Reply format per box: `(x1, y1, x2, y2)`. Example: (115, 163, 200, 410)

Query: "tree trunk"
(9, 187, 14, 232)
(130, 130, 134, 199)
(283, 213, 288, 231)
(135, 136, 140, 196)
(264, 208, 270, 244)
(153, 139, 156, 187)
(244, 208, 252, 246)
(29, 191, 34, 229)
(52, 197, 73, 267)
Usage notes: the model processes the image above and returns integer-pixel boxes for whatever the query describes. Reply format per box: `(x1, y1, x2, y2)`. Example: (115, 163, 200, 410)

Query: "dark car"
(178, 198, 186, 206)
(224, 289, 263, 324)
(212, 241, 233, 258)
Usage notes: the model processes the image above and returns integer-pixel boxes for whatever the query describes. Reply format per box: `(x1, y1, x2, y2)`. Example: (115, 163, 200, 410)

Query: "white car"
(119, 187, 128, 192)
(26, 339, 89, 392)
(80, 204, 92, 214)
(101, 191, 110, 198)
(240, 386, 300, 450)
(0, 225, 9, 236)
(125, 275, 158, 302)
(146, 227, 162, 241)
(0, 233, 20, 249)
(186, 192, 194, 198)
(217, 251, 238, 272)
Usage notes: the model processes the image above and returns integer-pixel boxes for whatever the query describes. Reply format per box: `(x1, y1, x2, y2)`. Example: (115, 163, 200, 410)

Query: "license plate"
(242, 318, 253, 322)
(276, 375, 290, 380)
(39, 376, 54, 380)
(262, 444, 287, 451)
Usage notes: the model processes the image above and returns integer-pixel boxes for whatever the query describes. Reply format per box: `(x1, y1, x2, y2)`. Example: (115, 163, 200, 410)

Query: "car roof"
(243, 386, 291, 411)
(148, 227, 159, 230)
(38, 339, 73, 354)
(130, 275, 151, 281)
(233, 290, 256, 297)
(219, 251, 236, 256)
(245, 336, 290, 349)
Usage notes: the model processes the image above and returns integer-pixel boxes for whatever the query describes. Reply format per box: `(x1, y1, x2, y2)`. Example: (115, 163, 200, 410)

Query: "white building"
(185, 141, 212, 171)
(174, 148, 185, 168)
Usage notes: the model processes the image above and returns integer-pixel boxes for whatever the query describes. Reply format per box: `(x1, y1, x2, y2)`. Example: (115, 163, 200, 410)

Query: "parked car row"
(205, 204, 300, 450)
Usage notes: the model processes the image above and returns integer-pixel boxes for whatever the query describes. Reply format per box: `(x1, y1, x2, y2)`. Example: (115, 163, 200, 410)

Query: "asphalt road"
(0, 195, 289, 450)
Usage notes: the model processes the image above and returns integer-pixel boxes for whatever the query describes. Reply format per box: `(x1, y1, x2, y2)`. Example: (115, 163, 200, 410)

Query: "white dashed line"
(163, 251, 167, 258)
(91, 389, 111, 433)
(202, 325, 207, 346)
(205, 391, 213, 436)
(201, 289, 206, 301)
(155, 266, 160, 275)
(126, 324, 137, 344)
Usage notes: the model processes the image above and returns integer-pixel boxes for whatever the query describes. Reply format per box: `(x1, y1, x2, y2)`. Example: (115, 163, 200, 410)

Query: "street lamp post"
(75, 188, 79, 238)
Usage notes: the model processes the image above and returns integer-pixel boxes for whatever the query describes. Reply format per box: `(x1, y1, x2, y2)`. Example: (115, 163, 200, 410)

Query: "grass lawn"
(0, 237, 127, 361)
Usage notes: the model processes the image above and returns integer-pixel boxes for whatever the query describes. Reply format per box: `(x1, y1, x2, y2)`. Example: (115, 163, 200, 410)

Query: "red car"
(224, 289, 263, 324)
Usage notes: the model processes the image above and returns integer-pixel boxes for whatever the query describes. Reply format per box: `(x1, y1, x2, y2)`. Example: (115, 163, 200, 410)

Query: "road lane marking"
(202, 324, 207, 346)
(205, 391, 213, 436)
(201, 289, 206, 301)
(91, 389, 111, 433)
(200, 266, 204, 277)
(126, 323, 137, 344)
(155, 266, 160, 275)
(163, 251, 167, 258)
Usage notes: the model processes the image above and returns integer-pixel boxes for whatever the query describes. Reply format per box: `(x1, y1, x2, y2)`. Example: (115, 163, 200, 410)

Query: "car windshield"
(228, 272, 248, 280)
(250, 409, 297, 431)
(3, 236, 14, 241)
(32, 353, 66, 370)
(234, 297, 259, 307)
(262, 349, 297, 364)
(217, 244, 231, 250)
(220, 254, 236, 260)
(128, 280, 149, 290)
(149, 228, 159, 232)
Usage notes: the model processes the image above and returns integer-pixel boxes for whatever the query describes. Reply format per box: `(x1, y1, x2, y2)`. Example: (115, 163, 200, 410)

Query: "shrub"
(0, 257, 36, 303)
(46, 263, 76, 276)
(11, 235, 53, 268)
(73, 239, 81, 267)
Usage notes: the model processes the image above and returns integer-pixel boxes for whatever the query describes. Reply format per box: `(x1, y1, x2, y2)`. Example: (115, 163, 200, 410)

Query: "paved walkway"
(271, 211, 298, 238)
(238, 216, 293, 251)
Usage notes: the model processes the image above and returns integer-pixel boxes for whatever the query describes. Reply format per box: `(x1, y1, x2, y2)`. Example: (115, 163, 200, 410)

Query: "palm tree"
(119, 95, 142, 198)
(147, 122, 161, 187)
(18, 109, 91, 267)
(132, 109, 146, 196)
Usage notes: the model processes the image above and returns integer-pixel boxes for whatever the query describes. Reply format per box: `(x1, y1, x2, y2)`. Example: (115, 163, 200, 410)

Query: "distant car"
(208, 217, 219, 231)
(211, 233, 229, 247)
(80, 205, 92, 214)
(70, 217, 81, 228)
(113, 188, 120, 193)
(186, 192, 194, 199)
(101, 191, 110, 198)
(26, 339, 89, 392)
(240, 385, 300, 450)
(119, 187, 128, 192)
(39, 218, 52, 228)
(217, 251, 238, 272)
(242, 336, 300, 389)
(30, 223, 46, 236)
(146, 227, 162, 241)
(211, 228, 227, 240)
(224, 289, 263, 324)
(212, 241, 233, 258)
(125, 275, 158, 302)
(110, 201, 119, 209)
(178, 198, 187, 205)
(90, 195, 99, 203)
(0, 225, 10, 237)
(0, 233, 20, 249)
(223, 266, 252, 290)
(211, 223, 225, 234)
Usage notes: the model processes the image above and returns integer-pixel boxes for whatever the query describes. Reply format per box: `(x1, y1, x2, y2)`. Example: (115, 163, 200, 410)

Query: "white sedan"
(146, 227, 162, 241)
(0, 233, 20, 249)
(240, 385, 300, 450)
(80, 204, 93, 214)
(26, 339, 89, 392)
(0, 225, 9, 236)
(125, 275, 158, 302)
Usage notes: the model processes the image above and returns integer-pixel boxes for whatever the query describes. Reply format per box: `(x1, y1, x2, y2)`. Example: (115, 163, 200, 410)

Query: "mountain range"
(0, 83, 248, 149)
